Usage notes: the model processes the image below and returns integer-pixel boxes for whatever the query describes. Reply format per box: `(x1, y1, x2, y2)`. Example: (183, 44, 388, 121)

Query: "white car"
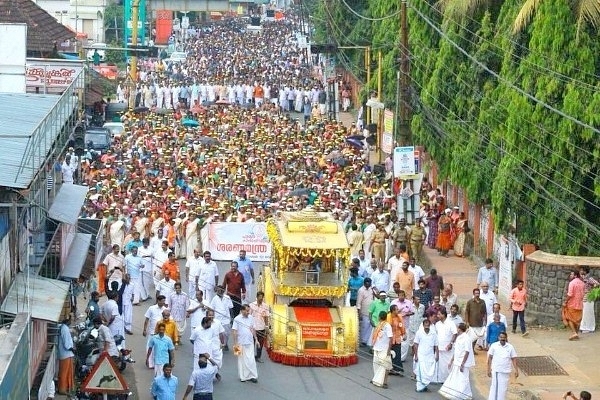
(167, 51, 188, 63)
(87, 42, 108, 63)
(103, 122, 125, 140)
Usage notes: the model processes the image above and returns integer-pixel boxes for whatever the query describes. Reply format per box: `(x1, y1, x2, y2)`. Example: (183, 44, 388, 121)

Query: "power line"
(406, 64, 600, 250)
(402, 40, 600, 202)
(409, 5, 600, 140)
(338, 0, 401, 22)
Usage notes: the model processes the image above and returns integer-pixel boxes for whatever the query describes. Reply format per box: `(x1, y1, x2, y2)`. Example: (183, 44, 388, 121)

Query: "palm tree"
(436, 0, 496, 20)
(513, 0, 600, 37)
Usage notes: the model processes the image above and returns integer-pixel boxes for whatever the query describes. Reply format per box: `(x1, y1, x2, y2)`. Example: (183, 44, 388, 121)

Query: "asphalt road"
(124, 260, 445, 400)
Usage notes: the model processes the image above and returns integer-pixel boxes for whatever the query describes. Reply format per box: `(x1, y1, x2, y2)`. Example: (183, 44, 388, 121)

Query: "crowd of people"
(348, 247, 523, 399)
(51, 8, 596, 400)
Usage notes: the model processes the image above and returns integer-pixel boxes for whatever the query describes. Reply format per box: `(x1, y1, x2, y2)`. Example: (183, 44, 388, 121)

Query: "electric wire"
(401, 39, 600, 205)
(338, 0, 401, 22)
(405, 62, 600, 250)
(419, 0, 600, 86)
(410, 5, 600, 140)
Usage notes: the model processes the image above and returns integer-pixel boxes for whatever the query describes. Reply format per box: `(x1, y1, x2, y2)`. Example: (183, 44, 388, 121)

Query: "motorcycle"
(113, 334, 135, 371)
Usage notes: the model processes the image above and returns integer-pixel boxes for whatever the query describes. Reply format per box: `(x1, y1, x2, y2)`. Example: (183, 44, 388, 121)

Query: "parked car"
(86, 43, 108, 63)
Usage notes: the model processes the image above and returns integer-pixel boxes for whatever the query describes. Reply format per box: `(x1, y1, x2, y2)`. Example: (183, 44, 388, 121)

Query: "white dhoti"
(580, 300, 596, 332)
(199, 283, 214, 303)
(123, 303, 133, 332)
(211, 348, 223, 369)
(372, 349, 391, 386)
(131, 277, 146, 304)
(237, 343, 258, 381)
(146, 336, 155, 369)
(109, 315, 125, 338)
(414, 359, 437, 391)
(359, 315, 373, 345)
(436, 349, 453, 383)
(174, 318, 186, 337)
(188, 281, 198, 298)
(439, 365, 473, 399)
(488, 371, 510, 400)
(142, 271, 154, 300)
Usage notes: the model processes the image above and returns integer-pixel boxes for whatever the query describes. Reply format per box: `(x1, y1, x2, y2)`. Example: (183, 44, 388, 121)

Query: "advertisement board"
(25, 60, 83, 93)
(205, 222, 272, 261)
(393, 146, 416, 177)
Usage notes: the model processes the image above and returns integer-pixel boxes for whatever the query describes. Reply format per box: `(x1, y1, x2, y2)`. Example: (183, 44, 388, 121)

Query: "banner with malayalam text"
(205, 222, 272, 261)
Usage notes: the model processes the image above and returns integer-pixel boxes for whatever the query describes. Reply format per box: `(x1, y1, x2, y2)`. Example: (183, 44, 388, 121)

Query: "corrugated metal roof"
(60, 233, 91, 279)
(48, 184, 89, 225)
(0, 93, 64, 189)
(0, 273, 69, 322)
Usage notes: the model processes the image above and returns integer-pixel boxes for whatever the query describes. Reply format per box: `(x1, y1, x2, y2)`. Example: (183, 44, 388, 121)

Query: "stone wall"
(525, 251, 600, 326)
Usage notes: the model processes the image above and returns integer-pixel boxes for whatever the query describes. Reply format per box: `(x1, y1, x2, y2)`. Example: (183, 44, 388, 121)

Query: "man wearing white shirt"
(387, 248, 406, 289)
(199, 251, 219, 302)
(487, 332, 518, 400)
(370, 263, 390, 294)
(486, 303, 508, 327)
(190, 317, 214, 371)
(152, 240, 170, 287)
(187, 289, 209, 336)
(408, 257, 425, 290)
(357, 250, 371, 277)
(434, 308, 458, 383)
(185, 248, 203, 297)
(61, 155, 77, 184)
(480, 282, 498, 316)
(232, 305, 258, 383)
(138, 238, 155, 300)
(210, 285, 233, 351)
(156, 271, 176, 306)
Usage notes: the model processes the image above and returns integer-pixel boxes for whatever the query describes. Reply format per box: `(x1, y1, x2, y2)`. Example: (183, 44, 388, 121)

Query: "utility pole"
(128, 0, 140, 110)
(377, 50, 383, 163)
(397, 0, 411, 146)
(365, 46, 371, 125)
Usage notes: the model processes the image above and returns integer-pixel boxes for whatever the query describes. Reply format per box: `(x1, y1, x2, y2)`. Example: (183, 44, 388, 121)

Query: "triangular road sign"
(80, 352, 129, 393)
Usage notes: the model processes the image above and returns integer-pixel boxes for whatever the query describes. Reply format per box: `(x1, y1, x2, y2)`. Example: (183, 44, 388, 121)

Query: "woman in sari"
(426, 207, 440, 249)
(97, 263, 107, 296)
(371, 310, 393, 388)
(453, 212, 469, 257)
(437, 209, 453, 257)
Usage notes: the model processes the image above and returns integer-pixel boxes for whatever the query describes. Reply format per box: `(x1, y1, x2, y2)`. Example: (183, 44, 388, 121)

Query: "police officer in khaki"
(391, 218, 410, 251)
(409, 217, 427, 261)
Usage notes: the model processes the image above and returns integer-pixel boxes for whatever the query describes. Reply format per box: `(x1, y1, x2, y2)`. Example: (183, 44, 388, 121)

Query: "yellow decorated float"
(262, 208, 358, 367)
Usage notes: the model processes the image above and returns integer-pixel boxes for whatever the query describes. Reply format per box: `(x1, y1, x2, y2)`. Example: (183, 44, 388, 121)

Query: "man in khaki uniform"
(391, 218, 410, 250)
(370, 224, 388, 264)
(409, 217, 427, 261)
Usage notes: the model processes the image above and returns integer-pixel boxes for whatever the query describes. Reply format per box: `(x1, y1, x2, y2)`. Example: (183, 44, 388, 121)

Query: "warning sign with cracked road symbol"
(80, 352, 129, 393)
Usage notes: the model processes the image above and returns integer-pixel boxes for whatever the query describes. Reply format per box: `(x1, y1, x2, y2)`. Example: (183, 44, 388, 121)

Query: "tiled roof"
(0, 0, 75, 53)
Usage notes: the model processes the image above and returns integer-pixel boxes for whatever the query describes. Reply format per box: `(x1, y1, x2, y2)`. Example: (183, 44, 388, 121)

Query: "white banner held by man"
(203, 222, 272, 261)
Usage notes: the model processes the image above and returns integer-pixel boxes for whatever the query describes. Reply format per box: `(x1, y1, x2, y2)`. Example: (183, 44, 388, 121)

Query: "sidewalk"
(423, 246, 600, 400)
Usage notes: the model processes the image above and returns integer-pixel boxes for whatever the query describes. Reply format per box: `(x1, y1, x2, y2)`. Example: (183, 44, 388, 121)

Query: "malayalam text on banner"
(206, 222, 272, 261)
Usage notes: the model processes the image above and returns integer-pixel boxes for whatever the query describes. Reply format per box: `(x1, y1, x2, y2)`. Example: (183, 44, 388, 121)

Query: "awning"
(0, 273, 69, 322)
(270, 211, 350, 250)
(60, 233, 92, 279)
(48, 184, 89, 225)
